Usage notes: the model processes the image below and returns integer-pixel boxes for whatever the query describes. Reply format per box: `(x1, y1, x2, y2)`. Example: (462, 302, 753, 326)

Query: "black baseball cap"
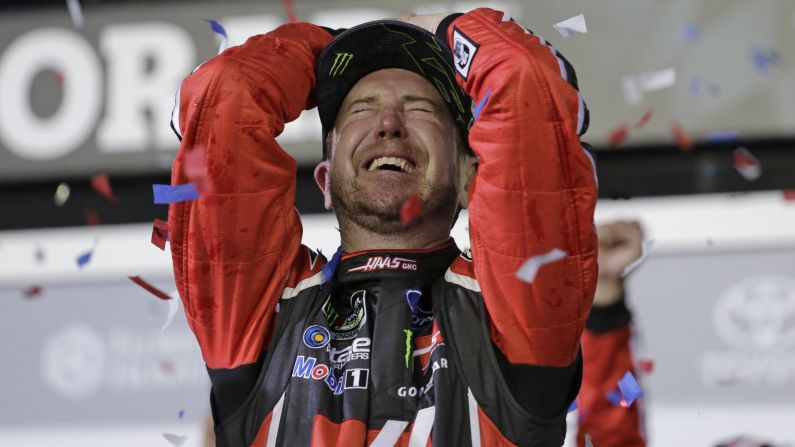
(315, 20, 473, 159)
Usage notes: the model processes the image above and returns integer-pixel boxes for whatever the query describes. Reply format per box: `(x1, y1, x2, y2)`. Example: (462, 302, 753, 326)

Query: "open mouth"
(366, 156, 416, 173)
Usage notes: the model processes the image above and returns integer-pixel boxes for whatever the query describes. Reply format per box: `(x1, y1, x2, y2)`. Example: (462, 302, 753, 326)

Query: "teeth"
(368, 156, 415, 172)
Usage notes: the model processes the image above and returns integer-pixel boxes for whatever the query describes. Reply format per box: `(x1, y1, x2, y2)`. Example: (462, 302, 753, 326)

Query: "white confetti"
(160, 290, 181, 332)
(637, 67, 676, 92)
(162, 433, 188, 447)
(553, 14, 587, 38)
(620, 68, 676, 106)
(516, 248, 567, 284)
(732, 146, 762, 181)
(54, 182, 71, 207)
(65, 0, 84, 28)
(621, 240, 655, 277)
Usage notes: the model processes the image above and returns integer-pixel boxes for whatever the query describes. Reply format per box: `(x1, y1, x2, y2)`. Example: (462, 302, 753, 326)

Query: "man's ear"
(457, 155, 478, 209)
(314, 160, 333, 210)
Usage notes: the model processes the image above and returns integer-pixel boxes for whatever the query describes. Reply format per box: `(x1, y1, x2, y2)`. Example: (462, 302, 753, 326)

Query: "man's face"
(325, 68, 469, 233)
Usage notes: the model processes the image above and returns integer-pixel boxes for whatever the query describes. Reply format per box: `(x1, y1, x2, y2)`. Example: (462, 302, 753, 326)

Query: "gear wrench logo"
(713, 276, 795, 351)
(42, 323, 106, 400)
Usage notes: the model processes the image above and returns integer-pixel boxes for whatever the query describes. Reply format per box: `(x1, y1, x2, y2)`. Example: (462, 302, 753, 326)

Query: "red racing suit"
(168, 7, 620, 446)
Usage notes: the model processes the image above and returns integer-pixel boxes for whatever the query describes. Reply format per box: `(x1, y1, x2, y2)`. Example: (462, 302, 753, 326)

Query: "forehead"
(343, 68, 443, 103)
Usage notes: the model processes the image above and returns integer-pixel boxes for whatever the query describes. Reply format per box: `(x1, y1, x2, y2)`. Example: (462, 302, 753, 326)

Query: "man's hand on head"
(593, 220, 644, 307)
(397, 12, 450, 34)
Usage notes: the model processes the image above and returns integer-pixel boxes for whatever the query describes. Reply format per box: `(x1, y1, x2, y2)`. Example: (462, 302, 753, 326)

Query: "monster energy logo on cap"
(329, 52, 354, 77)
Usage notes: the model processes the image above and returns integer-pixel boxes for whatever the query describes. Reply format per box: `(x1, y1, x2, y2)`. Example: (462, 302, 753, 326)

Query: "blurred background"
(0, 0, 793, 446)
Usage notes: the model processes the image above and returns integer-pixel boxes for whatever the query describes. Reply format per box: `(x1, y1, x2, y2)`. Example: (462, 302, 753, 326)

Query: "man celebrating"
(169, 8, 598, 446)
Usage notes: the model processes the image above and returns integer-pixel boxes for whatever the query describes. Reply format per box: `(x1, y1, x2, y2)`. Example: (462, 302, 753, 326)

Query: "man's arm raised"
(437, 9, 598, 367)
(169, 23, 332, 373)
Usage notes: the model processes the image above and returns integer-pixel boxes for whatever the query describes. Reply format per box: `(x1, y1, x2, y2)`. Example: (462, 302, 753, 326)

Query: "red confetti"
(634, 109, 654, 129)
(637, 359, 655, 374)
(607, 125, 630, 147)
(732, 146, 762, 181)
(151, 219, 168, 250)
(129, 275, 172, 300)
(783, 190, 795, 202)
(90, 173, 119, 203)
(22, 285, 43, 298)
(671, 121, 693, 151)
(84, 208, 101, 226)
(183, 145, 214, 194)
(282, 0, 297, 22)
(55, 71, 64, 86)
(400, 193, 422, 226)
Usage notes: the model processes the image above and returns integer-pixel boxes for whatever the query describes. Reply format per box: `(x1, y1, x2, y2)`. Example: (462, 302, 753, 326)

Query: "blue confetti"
(703, 163, 716, 177)
(321, 247, 343, 283)
(617, 371, 644, 407)
(567, 400, 578, 413)
(76, 249, 93, 268)
(706, 131, 741, 144)
(606, 389, 622, 406)
(683, 24, 700, 43)
(178, 409, 185, 419)
(203, 19, 228, 39)
(153, 184, 199, 204)
(472, 88, 492, 122)
(750, 46, 779, 73)
(689, 76, 701, 96)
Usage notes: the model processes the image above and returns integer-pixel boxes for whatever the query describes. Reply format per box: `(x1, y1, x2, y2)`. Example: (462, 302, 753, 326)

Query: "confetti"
(65, 0, 84, 28)
(750, 45, 779, 73)
(472, 88, 492, 122)
(606, 389, 622, 406)
(178, 409, 185, 419)
(153, 183, 199, 204)
(620, 76, 643, 106)
(706, 131, 741, 144)
(621, 239, 654, 277)
(671, 121, 693, 151)
(90, 173, 119, 203)
(617, 371, 644, 407)
(584, 434, 594, 447)
(634, 109, 654, 129)
(128, 276, 173, 301)
(567, 400, 578, 413)
(162, 433, 188, 447)
(321, 247, 342, 283)
(204, 19, 228, 54)
(607, 125, 630, 147)
(683, 24, 700, 43)
(638, 359, 655, 374)
(55, 71, 65, 86)
(54, 182, 71, 206)
(183, 145, 214, 194)
(34, 245, 45, 264)
(282, 0, 298, 23)
(76, 246, 94, 268)
(553, 14, 587, 38)
(702, 163, 716, 177)
(732, 146, 762, 181)
(516, 248, 567, 284)
(637, 67, 676, 92)
(783, 190, 795, 202)
(400, 193, 423, 226)
(161, 290, 181, 332)
(151, 219, 169, 250)
(22, 285, 43, 298)
(689, 76, 701, 96)
(84, 208, 101, 226)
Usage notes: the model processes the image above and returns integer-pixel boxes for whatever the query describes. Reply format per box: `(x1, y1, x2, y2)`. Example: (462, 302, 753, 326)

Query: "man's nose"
(375, 107, 407, 140)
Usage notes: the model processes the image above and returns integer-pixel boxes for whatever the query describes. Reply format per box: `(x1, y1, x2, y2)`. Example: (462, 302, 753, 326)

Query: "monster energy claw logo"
(329, 52, 354, 77)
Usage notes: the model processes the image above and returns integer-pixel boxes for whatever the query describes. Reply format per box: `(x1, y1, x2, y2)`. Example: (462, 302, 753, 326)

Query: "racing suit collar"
(337, 239, 459, 280)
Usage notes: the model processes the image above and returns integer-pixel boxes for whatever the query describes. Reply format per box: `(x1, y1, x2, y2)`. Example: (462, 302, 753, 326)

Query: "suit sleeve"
(168, 23, 332, 370)
(577, 299, 646, 446)
(441, 8, 598, 367)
